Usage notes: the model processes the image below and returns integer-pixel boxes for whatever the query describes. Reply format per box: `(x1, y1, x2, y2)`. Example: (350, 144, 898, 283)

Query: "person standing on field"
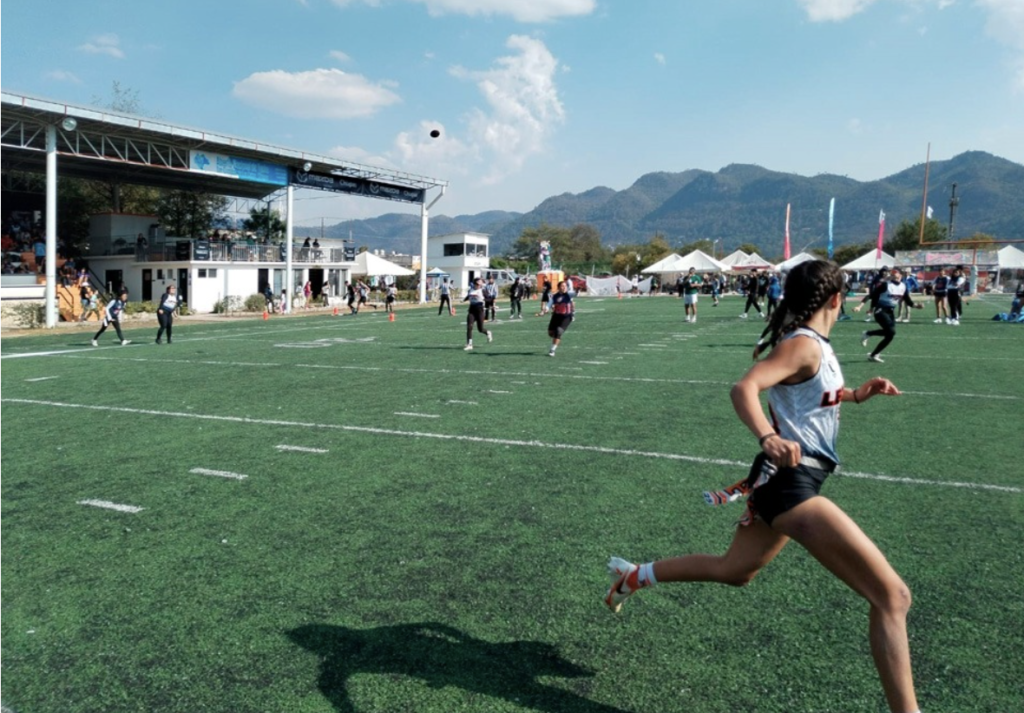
(509, 277, 525, 320)
(92, 288, 131, 346)
(483, 275, 499, 322)
(604, 260, 922, 713)
(155, 284, 181, 344)
(683, 267, 703, 323)
(462, 277, 492, 351)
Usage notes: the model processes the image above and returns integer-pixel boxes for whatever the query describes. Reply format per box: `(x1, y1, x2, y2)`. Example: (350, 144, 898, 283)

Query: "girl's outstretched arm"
(844, 377, 902, 404)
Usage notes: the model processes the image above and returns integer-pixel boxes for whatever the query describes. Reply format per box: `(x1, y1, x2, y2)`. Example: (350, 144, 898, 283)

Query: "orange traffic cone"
(388, 312, 395, 322)
(262, 310, 269, 320)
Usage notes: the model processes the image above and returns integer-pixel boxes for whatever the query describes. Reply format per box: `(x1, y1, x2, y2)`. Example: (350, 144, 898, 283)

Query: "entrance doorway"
(177, 269, 189, 305)
(308, 268, 324, 301)
(141, 269, 153, 301)
(104, 269, 123, 294)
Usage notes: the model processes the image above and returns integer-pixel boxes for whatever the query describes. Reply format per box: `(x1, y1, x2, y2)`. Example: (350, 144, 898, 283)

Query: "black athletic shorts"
(548, 313, 573, 337)
(748, 453, 834, 526)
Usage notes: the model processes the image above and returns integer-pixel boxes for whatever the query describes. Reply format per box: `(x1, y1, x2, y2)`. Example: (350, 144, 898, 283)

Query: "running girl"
(547, 279, 575, 357)
(604, 260, 922, 713)
(855, 268, 923, 363)
(462, 277, 492, 351)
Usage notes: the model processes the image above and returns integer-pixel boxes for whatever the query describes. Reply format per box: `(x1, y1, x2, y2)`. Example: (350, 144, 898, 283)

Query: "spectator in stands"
(33, 235, 46, 273)
(92, 288, 131, 346)
(155, 284, 181, 344)
(136, 233, 148, 261)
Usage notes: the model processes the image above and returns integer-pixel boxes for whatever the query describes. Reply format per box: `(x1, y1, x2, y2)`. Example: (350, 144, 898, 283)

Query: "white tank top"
(767, 327, 844, 465)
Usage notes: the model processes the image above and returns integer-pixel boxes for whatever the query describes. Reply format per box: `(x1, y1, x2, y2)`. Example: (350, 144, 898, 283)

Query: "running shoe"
(934, 318, 943, 323)
(91, 339, 98, 347)
(121, 340, 131, 346)
(860, 332, 869, 347)
(487, 331, 493, 343)
(868, 354, 884, 363)
(604, 557, 639, 613)
(739, 313, 748, 319)
(464, 344, 473, 351)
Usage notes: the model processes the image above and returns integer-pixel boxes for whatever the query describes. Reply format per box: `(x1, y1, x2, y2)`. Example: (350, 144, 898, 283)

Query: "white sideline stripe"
(53, 355, 1022, 400)
(190, 467, 248, 480)
(25, 376, 59, 382)
(579, 360, 608, 365)
(485, 389, 512, 394)
(394, 411, 440, 418)
(276, 444, 329, 453)
(447, 400, 479, 405)
(6, 398, 1020, 494)
(78, 499, 144, 513)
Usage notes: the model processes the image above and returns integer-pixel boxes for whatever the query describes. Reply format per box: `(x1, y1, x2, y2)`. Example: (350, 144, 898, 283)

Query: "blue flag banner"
(828, 197, 835, 259)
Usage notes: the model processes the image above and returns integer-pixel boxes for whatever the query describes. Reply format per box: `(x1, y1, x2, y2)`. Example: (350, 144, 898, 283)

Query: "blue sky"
(2, 0, 1022, 227)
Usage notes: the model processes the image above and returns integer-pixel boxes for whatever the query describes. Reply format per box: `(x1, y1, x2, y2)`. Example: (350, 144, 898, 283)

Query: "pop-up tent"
(997, 245, 1024, 269)
(775, 252, 817, 272)
(719, 249, 749, 267)
(841, 250, 897, 271)
(351, 251, 415, 277)
(656, 249, 729, 273)
(641, 253, 683, 273)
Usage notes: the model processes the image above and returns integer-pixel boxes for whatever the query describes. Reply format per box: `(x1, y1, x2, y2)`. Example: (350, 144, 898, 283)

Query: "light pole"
(712, 239, 720, 260)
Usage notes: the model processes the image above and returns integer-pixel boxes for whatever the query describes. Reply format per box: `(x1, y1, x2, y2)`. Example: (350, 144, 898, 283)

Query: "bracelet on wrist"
(758, 433, 777, 447)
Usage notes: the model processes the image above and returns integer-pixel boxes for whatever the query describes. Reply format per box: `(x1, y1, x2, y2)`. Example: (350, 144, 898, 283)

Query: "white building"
(426, 232, 490, 291)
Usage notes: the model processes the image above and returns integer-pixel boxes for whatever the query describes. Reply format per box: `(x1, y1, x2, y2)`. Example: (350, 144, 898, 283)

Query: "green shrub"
(212, 296, 245, 314)
(124, 301, 157, 315)
(10, 302, 46, 328)
(244, 293, 267, 312)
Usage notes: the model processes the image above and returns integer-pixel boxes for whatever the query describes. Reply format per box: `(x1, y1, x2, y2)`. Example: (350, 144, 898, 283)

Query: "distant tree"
(512, 223, 609, 269)
(242, 205, 286, 242)
(678, 239, 714, 255)
(737, 242, 761, 255)
(957, 232, 996, 248)
(158, 190, 229, 238)
(884, 217, 947, 253)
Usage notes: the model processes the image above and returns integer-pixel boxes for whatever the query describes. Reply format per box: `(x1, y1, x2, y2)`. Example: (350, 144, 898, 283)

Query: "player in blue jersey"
(604, 260, 922, 713)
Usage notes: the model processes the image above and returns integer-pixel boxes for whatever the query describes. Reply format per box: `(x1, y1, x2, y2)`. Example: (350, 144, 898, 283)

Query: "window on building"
(467, 243, 488, 257)
(443, 243, 464, 257)
(198, 269, 207, 278)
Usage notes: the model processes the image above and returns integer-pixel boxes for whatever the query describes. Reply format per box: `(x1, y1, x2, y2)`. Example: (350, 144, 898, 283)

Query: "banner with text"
(289, 169, 425, 204)
(189, 151, 288, 186)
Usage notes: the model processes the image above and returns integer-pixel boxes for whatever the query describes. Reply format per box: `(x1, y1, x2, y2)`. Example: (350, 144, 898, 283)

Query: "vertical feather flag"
(828, 198, 835, 259)
(784, 203, 791, 260)
(877, 210, 886, 259)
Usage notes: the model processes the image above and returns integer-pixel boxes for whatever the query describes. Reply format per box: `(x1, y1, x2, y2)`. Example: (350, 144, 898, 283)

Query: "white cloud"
(654, 52, 666, 65)
(330, 0, 594, 22)
(232, 68, 401, 118)
(445, 35, 565, 184)
(78, 34, 124, 59)
(329, 50, 352, 62)
(45, 70, 83, 84)
(797, 0, 879, 22)
(976, 0, 1024, 89)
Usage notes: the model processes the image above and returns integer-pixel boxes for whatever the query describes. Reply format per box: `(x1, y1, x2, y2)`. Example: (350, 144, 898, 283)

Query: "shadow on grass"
(287, 622, 630, 713)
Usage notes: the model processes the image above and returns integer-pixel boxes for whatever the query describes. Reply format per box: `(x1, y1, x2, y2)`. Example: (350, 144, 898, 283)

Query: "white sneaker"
(951, 319, 960, 326)
(933, 318, 943, 323)
(121, 340, 131, 346)
(758, 313, 765, 319)
(945, 318, 951, 324)
(860, 332, 869, 347)
(864, 317, 873, 322)
(691, 316, 696, 323)
(548, 350, 556, 357)
(486, 331, 493, 343)
(91, 339, 98, 347)
(739, 313, 748, 319)
(464, 344, 473, 351)
(868, 354, 884, 363)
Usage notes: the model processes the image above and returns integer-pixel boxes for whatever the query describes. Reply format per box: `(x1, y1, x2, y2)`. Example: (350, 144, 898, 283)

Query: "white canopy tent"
(351, 251, 415, 277)
(656, 249, 730, 273)
(775, 252, 817, 272)
(733, 252, 776, 271)
(840, 250, 897, 271)
(641, 253, 684, 273)
(719, 249, 749, 267)
(997, 245, 1024, 269)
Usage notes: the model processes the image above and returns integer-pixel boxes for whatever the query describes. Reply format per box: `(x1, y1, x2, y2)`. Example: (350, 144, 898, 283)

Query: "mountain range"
(298, 151, 1024, 258)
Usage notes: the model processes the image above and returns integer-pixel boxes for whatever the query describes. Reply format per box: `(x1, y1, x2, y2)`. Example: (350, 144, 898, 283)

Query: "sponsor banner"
(896, 250, 1000, 266)
(290, 168, 425, 204)
(190, 151, 288, 186)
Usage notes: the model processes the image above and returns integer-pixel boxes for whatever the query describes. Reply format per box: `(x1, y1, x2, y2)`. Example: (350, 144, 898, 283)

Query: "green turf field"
(2, 293, 1022, 713)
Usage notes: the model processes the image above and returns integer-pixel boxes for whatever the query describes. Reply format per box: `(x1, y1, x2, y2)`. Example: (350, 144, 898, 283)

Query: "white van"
(481, 269, 519, 286)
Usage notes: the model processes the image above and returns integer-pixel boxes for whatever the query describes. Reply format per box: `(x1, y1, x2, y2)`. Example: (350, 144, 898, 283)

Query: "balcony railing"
(135, 241, 351, 264)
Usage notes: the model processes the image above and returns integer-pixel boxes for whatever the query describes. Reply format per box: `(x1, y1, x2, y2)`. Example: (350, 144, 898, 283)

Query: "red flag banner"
(877, 209, 886, 259)
(784, 203, 791, 260)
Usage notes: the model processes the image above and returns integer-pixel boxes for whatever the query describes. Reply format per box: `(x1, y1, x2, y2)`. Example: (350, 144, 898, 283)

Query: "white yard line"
(25, 376, 59, 382)
(190, 467, 248, 480)
(394, 411, 441, 418)
(446, 400, 479, 405)
(49, 354, 1023, 399)
(276, 444, 329, 453)
(78, 499, 144, 513)
(7, 398, 1020, 494)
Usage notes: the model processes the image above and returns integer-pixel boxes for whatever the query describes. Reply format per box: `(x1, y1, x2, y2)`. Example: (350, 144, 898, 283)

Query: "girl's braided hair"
(753, 260, 846, 359)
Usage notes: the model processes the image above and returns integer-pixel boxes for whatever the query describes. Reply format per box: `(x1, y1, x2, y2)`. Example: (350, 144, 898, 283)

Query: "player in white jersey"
(604, 260, 923, 713)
